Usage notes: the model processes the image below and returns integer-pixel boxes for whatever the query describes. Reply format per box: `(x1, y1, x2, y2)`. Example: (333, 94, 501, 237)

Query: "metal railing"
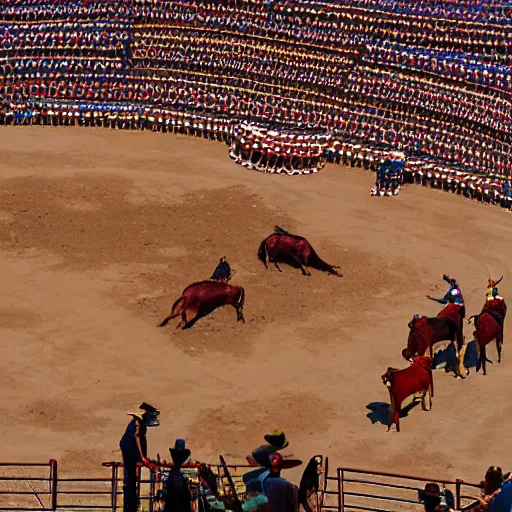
(0, 459, 256, 511)
(0, 459, 482, 512)
(0, 461, 57, 511)
(320, 467, 482, 512)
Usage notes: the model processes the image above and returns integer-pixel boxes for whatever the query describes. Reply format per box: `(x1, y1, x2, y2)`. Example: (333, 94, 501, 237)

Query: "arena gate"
(0, 458, 480, 511)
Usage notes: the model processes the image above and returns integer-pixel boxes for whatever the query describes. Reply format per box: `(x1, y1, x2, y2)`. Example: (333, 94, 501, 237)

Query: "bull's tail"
(307, 248, 343, 277)
(158, 296, 185, 327)
(257, 239, 268, 269)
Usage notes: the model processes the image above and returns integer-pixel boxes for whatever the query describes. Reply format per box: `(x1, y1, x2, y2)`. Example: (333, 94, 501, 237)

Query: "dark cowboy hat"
(140, 402, 160, 415)
(246, 445, 302, 471)
(169, 438, 191, 466)
(421, 483, 442, 498)
(264, 429, 289, 450)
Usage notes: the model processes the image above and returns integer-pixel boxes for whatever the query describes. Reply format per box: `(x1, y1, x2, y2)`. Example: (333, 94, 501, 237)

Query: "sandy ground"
(1, 127, 512, 488)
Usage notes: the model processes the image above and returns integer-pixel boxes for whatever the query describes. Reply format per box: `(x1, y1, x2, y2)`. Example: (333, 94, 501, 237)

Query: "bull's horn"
(385, 381, 392, 389)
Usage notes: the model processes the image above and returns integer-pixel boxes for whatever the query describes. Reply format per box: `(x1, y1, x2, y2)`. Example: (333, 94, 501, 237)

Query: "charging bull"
(382, 356, 433, 432)
(158, 281, 245, 330)
(403, 303, 467, 379)
(257, 226, 342, 277)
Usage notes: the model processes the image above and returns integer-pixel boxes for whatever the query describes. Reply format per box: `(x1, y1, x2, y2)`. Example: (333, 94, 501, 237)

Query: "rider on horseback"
(486, 276, 504, 301)
(209, 257, 232, 282)
(427, 274, 463, 305)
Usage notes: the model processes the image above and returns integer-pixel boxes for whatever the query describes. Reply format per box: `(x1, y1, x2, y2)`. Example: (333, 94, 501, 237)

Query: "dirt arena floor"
(1, 127, 512, 485)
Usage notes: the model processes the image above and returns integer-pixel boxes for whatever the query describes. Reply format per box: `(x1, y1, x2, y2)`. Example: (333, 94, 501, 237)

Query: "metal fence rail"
(0, 461, 56, 511)
(320, 467, 482, 512)
(0, 459, 481, 512)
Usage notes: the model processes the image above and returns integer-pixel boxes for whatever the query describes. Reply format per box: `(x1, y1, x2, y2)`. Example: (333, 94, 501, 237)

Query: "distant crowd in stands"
(1, 0, 511, 207)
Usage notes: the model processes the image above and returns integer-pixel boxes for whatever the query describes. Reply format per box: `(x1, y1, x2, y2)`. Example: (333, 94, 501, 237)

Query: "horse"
(257, 226, 342, 277)
(403, 303, 468, 379)
(158, 281, 245, 330)
(466, 287, 507, 375)
(468, 311, 504, 375)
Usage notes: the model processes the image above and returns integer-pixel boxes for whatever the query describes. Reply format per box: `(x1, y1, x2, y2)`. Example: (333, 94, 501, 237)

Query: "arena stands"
(1, 0, 511, 206)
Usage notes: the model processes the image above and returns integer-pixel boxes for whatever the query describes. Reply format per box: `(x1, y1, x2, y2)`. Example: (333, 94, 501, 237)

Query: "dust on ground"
(1, 127, 511, 485)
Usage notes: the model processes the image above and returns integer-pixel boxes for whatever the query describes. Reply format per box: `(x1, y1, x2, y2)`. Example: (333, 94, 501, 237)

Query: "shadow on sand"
(366, 401, 421, 426)
(432, 340, 478, 372)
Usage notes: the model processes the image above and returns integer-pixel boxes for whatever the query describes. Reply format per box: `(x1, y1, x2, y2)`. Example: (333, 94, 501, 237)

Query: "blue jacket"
(489, 480, 512, 512)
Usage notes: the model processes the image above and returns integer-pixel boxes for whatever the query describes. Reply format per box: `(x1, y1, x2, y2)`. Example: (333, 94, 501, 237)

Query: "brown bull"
(382, 356, 433, 432)
(158, 281, 245, 330)
(402, 303, 467, 379)
(257, 226, 342, 277)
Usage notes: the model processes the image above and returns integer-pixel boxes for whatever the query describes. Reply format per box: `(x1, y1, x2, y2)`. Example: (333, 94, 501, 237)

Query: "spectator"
(162, 438, 193, 512)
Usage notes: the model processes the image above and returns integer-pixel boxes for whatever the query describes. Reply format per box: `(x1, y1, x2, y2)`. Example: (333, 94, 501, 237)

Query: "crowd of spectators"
(1, 0, 511, 207)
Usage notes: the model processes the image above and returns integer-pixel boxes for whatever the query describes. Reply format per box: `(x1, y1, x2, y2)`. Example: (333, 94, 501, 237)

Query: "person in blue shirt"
(427, 275, 464, 305)
(376, 160, 392, 194)
(488, 479, 512, 512)
(119, 403, 160, 512)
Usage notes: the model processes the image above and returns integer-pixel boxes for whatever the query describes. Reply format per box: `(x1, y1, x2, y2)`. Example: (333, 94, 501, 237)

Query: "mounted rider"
(427, 274, 464, 306)
(209, 256, 232, 282)
(486, 276, 504, 301)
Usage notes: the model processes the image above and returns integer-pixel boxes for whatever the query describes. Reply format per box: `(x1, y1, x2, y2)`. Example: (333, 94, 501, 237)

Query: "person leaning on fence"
(119, 402, 160, 512)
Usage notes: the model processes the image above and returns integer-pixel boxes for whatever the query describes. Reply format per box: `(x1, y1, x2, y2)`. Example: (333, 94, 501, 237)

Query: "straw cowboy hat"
(169, 438, 191, 466)
(127, 402, 160, 423)
(264, 429, 289, 450)
(246, 445, 302, 472)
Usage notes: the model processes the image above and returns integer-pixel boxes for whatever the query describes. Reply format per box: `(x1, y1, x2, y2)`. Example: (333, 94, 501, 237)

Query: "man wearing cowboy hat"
(119, 403, 160, 512)
(245, 444, 301, 512)
(163, 438, 192, 512)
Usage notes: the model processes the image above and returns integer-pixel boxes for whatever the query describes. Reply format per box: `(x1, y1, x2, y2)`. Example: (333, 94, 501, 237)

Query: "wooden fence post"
(456, 479, 462, 511)
(50, 459, 58, 511)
